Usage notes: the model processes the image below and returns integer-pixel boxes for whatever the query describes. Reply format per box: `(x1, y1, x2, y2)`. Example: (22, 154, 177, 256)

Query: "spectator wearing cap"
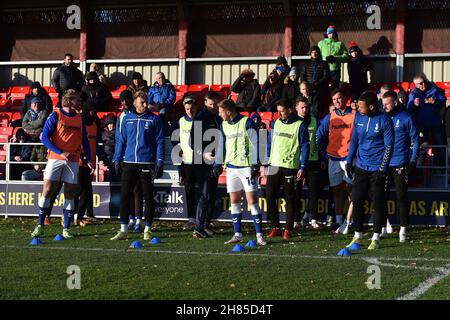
(52, 53, 84, 103)
(102, 114, 117, 164)
(300, 46, 330, 118)
(275, 56, 291, 83)
(282, 66, 300, 105)
(22, 97, 50, 139)
(81, 71, 112, 112)
(259, 70, 283, 112)
(347, 41, 373, 101)
(127, 72, 148, 96)
(318, 25, 348, 89)
(147, 72, 176, 115)
(231, 68, 261, 112)
(10, 128, 32, 180)
(21, 81, 53, 117)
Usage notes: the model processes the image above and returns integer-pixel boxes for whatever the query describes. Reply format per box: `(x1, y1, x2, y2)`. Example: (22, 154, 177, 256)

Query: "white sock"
(136, 219, 142, 225)
(235, 232, 243, 237)
(257, 233, 263, 238)
(120, 224, 128, 233)
(188, 218, 196, 223)
(386, 218, 391, 227)
(355, 232, 363, 239)
(336, 215, 343, 225)
(311, 219, 317, 224)
(144, 226, 151, 233)
(372, 233, 380, 241)
(400, 226, 406, 235)
(129, 218, 136, 224)
(382, 227, 387, 234)
(303, 212, 310, 220)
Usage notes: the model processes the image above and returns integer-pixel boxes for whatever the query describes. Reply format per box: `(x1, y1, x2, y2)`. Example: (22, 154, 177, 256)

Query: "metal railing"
(1, 141, 449, 188)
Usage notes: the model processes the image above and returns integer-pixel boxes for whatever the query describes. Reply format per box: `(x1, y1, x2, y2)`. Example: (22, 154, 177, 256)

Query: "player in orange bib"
(31, 89, 93, 239)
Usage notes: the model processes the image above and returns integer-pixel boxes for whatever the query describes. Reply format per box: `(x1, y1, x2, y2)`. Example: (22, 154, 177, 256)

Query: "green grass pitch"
(0, 218, 449, 300)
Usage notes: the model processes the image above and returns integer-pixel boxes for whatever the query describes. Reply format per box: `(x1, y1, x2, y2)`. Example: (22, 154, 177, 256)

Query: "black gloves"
(154, 164, 164, 180)
(114, 162, 122, 176)
(326, 55, 336, 63)
(251, 165, 260, 179)
(345, 163, 354, 179)
(178, 164, 185, 185)
(212, 166, 223, 179)
(408, 161, 416, 174)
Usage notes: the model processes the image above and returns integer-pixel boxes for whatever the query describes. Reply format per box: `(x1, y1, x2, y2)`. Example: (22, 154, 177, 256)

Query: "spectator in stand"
(102, 114, 116, 165)
(251, 112, 267, 131)
(9, 128, 32, 180)
(81, 72, 112, 112)
(299, 81, 313, 105)
(147, 72, 176, 115)
(22, 133, 47, 181)
(275, 56, 291, 83)
(22, 97, 49, 139)
(407, 73, 447, 165)
(397, 89, 409, 107)
(259, 70, 283, 112)
(318, 25, 348, 89)
(52, 53, 84, 103)
(282, 67, 300, 105)
(127, 72, 148, 96)
(21, 82, 53, 117)
(347, 41, 373, 102)
(300, 46, 330, 119)
(88, 63, 107, 85)
(231, 68, 261, 112)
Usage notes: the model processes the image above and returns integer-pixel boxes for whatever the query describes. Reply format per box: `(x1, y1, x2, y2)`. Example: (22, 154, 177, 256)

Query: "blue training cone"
(130, 241, 143, 249)
(349, 242, 362, 251)
(337, 248, 351, 257)
(30, 237, 43, 245)
(245, 240, 257, 248)
(232, 244, 245, 252)
(54, 234, 65, 241)
(150, 237, 161, 245)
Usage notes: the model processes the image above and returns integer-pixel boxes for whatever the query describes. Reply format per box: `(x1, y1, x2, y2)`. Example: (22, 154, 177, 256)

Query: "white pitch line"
(2, 244, 449, 266)
(396, 262, 450, 300)
(363, 257, 438, 272)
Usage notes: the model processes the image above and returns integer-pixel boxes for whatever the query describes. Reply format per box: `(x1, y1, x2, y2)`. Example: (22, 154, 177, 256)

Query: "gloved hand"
(408, 161, 416, 175)
(326, 55, 336, 63)
(345, 163, 354, 179)
(114, 161, 122, 176)
(251, 165, 260, 179)
(178, 164, 185, 185)
(212, 166, 223, 179)
(154, 164, 164, 180)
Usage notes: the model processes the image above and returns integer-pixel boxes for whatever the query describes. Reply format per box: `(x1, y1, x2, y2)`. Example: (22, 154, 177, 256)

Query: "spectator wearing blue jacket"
(111, 91, 165, 241)
(345, 91, 394, 250)
(147, 72, 176, 115)
(382, 90, 419, 243)
(407, 73, 446, 143)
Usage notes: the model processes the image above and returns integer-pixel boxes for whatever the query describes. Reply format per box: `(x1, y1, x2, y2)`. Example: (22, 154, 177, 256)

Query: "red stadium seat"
(239, 112, 250, 118)
(10, 86, 30, 99)
(11, 112, 21, 121)
(0, 127, 13, 137)
(230, 92, 239, 102)
(174, 85, 188, 93)
(257, 112, 272, 120)
(0, 135, 9, 143)
(0, 97, 10, 107)
(210, 84, 230, 100)
(436, 82, 450, 94)
(272, 112, 280, 121)
(109, 84, 128, 99)
(0, 149, 6, 161)
(188, 84, 209, 92)
(43, 86, 58, 98)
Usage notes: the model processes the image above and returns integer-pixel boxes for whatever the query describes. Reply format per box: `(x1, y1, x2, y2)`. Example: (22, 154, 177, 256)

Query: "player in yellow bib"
(214, 99, 267, 246)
